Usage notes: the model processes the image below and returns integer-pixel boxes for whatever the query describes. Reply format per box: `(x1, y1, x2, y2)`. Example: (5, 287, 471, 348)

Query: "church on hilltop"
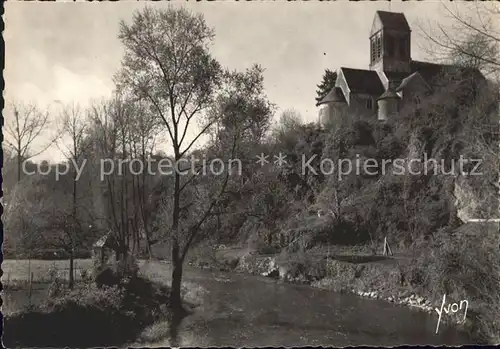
(317, 10, 485, 127)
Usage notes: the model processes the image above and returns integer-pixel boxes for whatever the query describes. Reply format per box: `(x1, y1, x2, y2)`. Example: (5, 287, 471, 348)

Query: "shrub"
(251, 234, 281, 254)
(93, 253, 140, 287)
(277, 251, 327, 282)
(116, 254, 140, 278)
(376, 134, 405, 160)
(4, 275, 171, 348)
(185, 242, 219, 269)
(95, 266, 121, 288)
(45, 284, 125, 314)
(48, 276, 64, 298)
(47, 262, 63, 298)
(79, 268, 93, 283)
(405, 223, 500, 343)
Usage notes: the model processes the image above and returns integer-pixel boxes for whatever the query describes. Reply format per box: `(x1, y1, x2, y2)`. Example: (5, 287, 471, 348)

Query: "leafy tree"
(116, 6, 250, 319)
(203, 65, 275, 243)
(315, 69, 338, 105)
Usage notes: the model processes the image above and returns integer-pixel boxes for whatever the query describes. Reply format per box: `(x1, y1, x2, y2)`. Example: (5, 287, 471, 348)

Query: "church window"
(366, 98, 373, 110)
(376, 36, 382, 59)
(371, 38, 376, 63)
(414, 95, 421, 106)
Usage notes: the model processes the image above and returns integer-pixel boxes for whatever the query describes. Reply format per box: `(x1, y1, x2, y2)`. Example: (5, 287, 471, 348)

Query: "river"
(136, 261, 474, 347)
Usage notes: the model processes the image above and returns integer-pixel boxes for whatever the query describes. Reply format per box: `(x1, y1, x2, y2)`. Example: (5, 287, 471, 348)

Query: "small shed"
(92, 231, 118, 266)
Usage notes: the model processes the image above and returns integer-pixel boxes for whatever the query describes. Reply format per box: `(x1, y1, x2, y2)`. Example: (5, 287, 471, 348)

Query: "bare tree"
(4, 101, 58, 182)
(3, 175, 50, 281)
(87, 96, 134, 266)
(271, 109, 303, 142)
(3, 174, 46, 257)
(126, 98, 164, 258)
(420, 3, 500, 78)
(55, 103, 93, 289)
(86, 95, 164, 268)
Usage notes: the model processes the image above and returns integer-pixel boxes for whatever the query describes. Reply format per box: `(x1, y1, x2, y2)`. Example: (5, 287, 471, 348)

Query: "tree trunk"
(121, 248, 129, 275)
(69, 252, 74, 289)
(170, 239, 183, 313)
(170, 166, 183, 313)
(145, 232, 153, 260)
(70, 163, 77, 290)
(17, 153, 22, 182)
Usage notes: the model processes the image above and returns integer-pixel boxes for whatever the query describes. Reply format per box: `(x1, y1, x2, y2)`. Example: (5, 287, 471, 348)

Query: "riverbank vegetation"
(2, 259, 175, 348)
(3, 3, 499, 346)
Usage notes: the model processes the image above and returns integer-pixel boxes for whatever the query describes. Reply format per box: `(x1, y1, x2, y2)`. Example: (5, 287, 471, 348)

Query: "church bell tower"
(369, 11, 412, 74)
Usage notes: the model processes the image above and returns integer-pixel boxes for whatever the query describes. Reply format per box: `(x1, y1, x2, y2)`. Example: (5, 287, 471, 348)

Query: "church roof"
(378, 89, 400, 100)
(410, 60, 484, 88)
(340, 67, 385, 96)
(317, 87, 345, 106)
(385, 72, 409, 88)
(396, 72, 432, 92)
(333, 60, 483, 101)
(410, 61, 449, 85)
(376, 11, 411, 31)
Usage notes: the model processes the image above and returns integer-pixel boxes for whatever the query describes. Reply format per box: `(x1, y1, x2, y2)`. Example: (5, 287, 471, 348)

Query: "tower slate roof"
(376, 11, 411, 31)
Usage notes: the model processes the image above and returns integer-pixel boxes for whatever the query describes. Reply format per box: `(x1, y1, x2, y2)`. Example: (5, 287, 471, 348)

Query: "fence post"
(383, 237, 393, 256)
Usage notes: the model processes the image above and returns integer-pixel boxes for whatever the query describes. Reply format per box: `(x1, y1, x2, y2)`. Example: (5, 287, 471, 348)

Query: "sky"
(4, 0, 495, 162)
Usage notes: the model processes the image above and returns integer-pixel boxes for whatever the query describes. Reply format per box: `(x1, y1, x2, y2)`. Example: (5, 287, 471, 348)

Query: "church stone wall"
(319, 102, 349, 129)
(349, 93, 376, 119)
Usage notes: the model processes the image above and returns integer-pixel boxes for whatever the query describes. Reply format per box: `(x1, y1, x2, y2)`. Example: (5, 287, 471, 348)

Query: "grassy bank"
(2, 259, 211, 348)
(2, 259, 95, 316)
(2, 264, 172, 347)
